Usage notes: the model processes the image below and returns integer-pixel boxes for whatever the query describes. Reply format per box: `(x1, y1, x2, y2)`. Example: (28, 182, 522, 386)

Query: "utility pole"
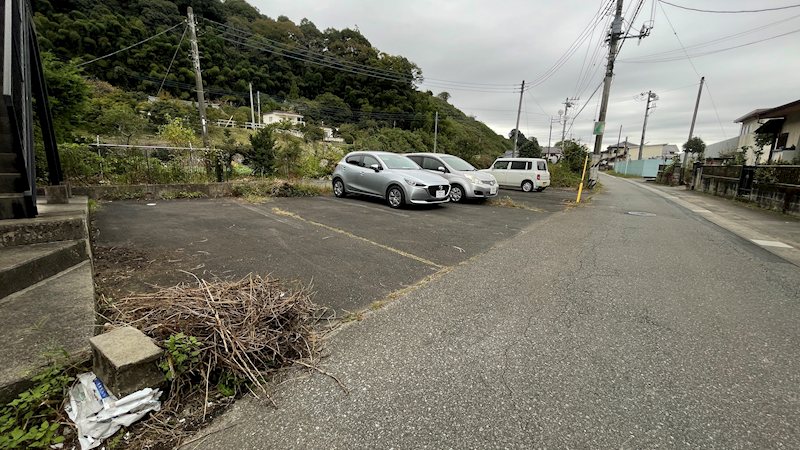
(512, 80, 525, 157)
(561, 98, 576, 153)
(248, 82, 255, 127)
(433, 111, 439, 153)
(682, 76, 705, 178)
(257, 91, 261, 124)
(637, 90, 657, 160)
(589, 0, 624, 186)
(187, 7, 209, 149)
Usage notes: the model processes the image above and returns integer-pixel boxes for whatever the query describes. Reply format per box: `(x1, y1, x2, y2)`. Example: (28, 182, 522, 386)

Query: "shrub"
(549, 163, 583, 188)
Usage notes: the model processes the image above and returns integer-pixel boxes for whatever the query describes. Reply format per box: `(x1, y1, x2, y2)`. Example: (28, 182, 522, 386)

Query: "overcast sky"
(251, 0, 800, 149)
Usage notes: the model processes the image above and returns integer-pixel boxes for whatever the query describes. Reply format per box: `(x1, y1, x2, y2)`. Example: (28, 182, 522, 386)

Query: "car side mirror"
(437, 166, 446, 173)
(370, 163, 381, 172)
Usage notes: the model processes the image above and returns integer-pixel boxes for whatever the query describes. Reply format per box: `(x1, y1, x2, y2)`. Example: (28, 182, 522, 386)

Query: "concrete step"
(0, 260, 95, 403)
(0, 214, 87, 247)
(0, 193, 36, 220)
(0, 240, 89, 298)
(0, 172, 25, 192)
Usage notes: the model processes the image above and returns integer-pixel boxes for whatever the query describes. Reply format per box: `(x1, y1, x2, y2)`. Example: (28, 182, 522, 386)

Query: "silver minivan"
(405, 153, 498, 202)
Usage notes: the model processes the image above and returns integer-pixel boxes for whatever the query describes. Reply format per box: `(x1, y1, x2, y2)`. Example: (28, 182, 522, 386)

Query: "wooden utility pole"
(187, 7, 209, 149)
(682, 76, 705, 178)
(512, 80, 525, 157)
(592, 0, 623, 159)
(638, 91, 656, 160)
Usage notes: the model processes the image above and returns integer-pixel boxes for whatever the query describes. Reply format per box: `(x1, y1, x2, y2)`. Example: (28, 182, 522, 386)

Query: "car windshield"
(440, 155, 476, 171)
(379, 154, 419, 170)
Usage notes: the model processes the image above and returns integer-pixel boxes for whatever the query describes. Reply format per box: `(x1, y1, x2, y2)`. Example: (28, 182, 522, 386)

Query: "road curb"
(608, 175, 800, 267)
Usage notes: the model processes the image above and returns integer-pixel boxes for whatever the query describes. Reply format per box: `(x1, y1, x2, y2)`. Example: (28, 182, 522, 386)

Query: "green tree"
(519, 136, 542, 158)
(302, 125, 324, 142)
(40, 52, 89, 141)
(557, 139, 590, 173)
(276, 139, 303, 177)
(437, 91, 451, 103)
(158, 116, 197, 147)
(683, 136, 706, 159)
(99, 104, 148, 145)
(248, 127, 276, 176)
(753, 133, 774, 164)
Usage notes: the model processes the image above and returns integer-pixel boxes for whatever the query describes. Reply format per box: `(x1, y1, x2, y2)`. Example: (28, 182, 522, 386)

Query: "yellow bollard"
(576, 154, 589, 204)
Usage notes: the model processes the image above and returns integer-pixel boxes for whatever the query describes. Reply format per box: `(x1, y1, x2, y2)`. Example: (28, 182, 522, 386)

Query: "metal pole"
(592, 0, 623, 158)
(249, 82, 255, 127)
(638, 91, 653, 160)
(187, 7, 209, 149)
(682, 76, 705, 176)
(433, 111, 438, 153)
(257, 91, 261, 124)
(561, 98, 569, 153)
(512, 80, 525, 157)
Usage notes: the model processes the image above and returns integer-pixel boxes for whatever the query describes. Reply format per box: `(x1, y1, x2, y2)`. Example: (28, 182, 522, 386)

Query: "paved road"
(197, 175, 799, 449)
(94, 193, 548, 313)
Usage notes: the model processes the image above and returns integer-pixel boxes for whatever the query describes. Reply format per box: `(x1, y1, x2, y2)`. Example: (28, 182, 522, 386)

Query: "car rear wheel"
(521, 180, 534, 192)
(333, 178, 346, 197)
(387, 185, 405, 209)
(450, 184, 465, 203)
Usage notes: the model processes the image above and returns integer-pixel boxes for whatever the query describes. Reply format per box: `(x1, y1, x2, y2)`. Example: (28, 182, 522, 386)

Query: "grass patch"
(549, 163, 583, 188)
(606, 170, 641, 179)
(232, 178, 331, 199)
(87, 198, 100, 214)
(158, 190, 207, 200)
(487, 196, 543, 212)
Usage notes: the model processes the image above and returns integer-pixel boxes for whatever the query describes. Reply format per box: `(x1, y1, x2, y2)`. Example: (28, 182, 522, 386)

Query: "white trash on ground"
(65, 372, 162, 450)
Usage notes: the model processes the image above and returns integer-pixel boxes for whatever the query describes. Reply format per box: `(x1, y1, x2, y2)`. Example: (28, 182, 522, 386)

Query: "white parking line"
(319, 196, 410, 218)
(691, 209, 712, 213)
(751, 239, 794, 249)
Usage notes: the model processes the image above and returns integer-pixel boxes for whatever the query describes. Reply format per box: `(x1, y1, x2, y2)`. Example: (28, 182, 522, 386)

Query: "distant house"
(628, 143, 678, 160)
(321, 126, 344, 143)
(734, 99, 800, 164)
(704, 136, 739, 165)
(603, 140, 635, 167)
(262, 111, 305, 126)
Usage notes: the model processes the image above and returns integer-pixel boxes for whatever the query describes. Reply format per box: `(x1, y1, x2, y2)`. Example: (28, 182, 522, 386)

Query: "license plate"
(490, 186, 497, 195)
(435, 189, 446, 198)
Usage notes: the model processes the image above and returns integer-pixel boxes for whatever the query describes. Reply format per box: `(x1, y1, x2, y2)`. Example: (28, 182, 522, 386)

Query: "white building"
(262, 111, 305, 126)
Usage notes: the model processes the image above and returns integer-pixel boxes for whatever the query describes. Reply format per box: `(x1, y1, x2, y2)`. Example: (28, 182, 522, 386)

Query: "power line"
(157, 25, 188, 96)
(658, 0, 800, 14)
(76, 22, 183, 67)
(524, 0, 615, 91)
(623, 13, 800, 60)
(656, 3, 729, 138)
(202, 18, 519, 92)
(619, 27, 800, 62)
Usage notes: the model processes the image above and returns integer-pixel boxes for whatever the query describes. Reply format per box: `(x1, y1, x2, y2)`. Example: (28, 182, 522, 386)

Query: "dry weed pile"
(108, 273, 321, 406)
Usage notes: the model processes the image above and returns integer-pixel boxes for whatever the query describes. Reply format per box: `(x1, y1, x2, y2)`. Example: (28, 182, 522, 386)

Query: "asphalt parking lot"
(95, 188, 574, 314)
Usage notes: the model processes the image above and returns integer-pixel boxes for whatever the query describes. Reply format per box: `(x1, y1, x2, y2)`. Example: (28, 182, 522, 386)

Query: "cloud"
(252, 0, 800, 148)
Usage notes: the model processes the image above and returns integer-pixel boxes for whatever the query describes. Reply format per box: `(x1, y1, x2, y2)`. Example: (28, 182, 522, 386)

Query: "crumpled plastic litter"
(65, 372, 162, 450)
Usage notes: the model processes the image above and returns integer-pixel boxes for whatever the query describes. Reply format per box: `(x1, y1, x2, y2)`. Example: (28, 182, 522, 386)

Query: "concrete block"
(90, 326, 164, 397)
(45, 185, 69, 204)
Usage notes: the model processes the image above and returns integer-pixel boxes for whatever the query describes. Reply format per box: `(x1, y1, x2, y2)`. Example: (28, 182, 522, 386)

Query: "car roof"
(495, 157, 546, 161)
(406, 152, 448, 157)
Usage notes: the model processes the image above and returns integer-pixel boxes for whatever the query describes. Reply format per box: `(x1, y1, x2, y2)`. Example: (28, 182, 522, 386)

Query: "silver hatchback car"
(406, 153, 499, 202)
(332, 152, 451, 208)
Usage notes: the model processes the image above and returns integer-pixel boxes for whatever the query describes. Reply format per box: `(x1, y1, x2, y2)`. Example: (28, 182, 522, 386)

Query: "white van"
(482, 158, 551, 192)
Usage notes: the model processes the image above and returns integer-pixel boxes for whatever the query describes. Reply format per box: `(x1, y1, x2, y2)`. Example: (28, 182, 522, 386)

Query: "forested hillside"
(31, 0, 510, 163)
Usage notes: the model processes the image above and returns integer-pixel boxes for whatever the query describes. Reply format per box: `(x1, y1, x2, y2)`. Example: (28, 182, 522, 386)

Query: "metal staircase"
(1, 0, 63, 220)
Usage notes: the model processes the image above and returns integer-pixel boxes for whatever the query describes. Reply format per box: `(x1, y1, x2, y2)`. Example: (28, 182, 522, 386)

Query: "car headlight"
(464, 173, 479, 183)
(404, 177, 425, 187)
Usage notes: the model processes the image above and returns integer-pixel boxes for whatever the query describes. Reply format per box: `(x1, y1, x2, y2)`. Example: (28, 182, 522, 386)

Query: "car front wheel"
(387, 185, 405, 209)
(521, 180, 534, 192)
(333, 178, 346, 198)
(450, 185, 464, 202)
